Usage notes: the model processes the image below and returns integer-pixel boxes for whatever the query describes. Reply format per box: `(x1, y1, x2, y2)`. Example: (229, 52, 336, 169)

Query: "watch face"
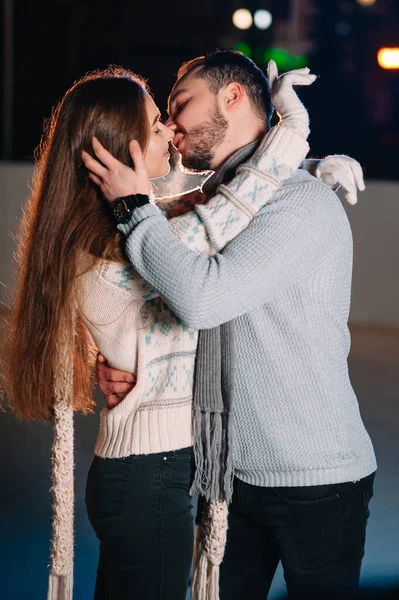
(114, 199, 130, 224)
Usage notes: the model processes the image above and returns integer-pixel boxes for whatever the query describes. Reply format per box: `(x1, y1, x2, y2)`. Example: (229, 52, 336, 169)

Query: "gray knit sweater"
(118, 153, 377, 487)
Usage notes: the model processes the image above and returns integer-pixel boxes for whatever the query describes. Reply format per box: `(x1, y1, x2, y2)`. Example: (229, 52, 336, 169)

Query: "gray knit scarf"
(190, 140, 260, 504)
(188, 141, 261, 599)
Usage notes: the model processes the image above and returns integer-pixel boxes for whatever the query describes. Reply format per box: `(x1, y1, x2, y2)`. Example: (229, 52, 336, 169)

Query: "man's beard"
(181, 102, 228, 172)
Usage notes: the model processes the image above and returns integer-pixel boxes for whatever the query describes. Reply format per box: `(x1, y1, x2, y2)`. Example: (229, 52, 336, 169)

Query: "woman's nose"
(163, 123, 174, 142)
(164, 116, 176, 129)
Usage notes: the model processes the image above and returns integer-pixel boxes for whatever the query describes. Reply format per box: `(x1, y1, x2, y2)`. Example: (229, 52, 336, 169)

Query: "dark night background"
(1, 1, 399, 599)
(1, 0, 399, 179)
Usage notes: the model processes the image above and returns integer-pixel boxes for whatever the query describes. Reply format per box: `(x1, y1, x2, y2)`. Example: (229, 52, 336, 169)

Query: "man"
(83, 51, 376, 599)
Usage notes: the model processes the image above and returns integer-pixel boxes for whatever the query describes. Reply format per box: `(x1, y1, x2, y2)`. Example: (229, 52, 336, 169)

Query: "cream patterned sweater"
(76, 126, 309, 459)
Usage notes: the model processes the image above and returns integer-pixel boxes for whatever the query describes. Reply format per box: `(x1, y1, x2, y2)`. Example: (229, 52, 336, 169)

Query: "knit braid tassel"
(191, 552, 219, 600)
(191, 501, 229, 600)
(47, 572, 73, 600)
(47, 397, 74, 600)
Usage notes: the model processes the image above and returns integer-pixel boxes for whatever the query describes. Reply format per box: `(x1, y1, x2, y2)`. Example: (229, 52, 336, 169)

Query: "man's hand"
(316, 155, 365, 205)
(81, 137, 150, 203)
(96, 353, 136, 408)
(267, 60, 317, 139)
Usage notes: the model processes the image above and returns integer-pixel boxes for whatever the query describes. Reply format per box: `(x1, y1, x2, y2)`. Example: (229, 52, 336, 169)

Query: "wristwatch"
(112, 194, 150, 224)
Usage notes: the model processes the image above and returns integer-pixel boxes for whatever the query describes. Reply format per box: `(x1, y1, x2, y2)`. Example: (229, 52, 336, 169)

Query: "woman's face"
(144, 95, 174, 179)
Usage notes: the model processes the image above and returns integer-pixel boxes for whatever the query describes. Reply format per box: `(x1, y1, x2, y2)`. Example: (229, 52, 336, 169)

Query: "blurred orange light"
(377, 48, 399, 69)
(356, 0, 376, 5)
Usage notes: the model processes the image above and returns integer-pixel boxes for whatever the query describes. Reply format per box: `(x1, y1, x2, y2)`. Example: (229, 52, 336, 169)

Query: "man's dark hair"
(176, 50, 272, 126)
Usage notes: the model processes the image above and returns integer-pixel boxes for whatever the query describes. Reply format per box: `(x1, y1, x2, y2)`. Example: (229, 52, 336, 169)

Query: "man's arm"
(96, 352, 136, 408)
(122, 179, 342, 330)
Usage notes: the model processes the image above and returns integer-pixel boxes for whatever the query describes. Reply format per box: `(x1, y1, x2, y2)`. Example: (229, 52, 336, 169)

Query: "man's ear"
(222, 82, 245, 112)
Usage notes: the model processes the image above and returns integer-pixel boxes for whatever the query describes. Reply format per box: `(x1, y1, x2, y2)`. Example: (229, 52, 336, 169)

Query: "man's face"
(166, 71, 228, 172)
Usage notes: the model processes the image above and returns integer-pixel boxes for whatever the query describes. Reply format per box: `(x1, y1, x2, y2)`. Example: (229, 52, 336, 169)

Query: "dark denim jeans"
(220, 472, 375, 600)
(85, 447, 195, 600)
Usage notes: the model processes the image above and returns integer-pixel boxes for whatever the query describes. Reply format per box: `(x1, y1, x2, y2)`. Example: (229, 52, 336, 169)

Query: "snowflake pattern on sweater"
(77, 126, 310, 459)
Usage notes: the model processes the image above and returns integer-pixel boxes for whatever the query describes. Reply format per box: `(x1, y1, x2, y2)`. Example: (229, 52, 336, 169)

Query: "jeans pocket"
(276, 483, 340, 506)
(162, 449, 195, 496)
(166, 446, 194, 463)
(85, 455, 134, 521)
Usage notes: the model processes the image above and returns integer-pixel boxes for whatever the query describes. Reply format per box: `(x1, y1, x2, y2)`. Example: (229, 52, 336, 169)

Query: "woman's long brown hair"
(2, 66, 150, 421)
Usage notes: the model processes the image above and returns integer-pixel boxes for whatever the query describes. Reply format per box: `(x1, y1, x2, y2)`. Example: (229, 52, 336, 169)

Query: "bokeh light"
(234, 42, 252, 58)
(377, 48, 399, 69)
(254, 9, 273, 30)
(356, 0, 377, 6)
(232, 8, 253, 30)
(261, 48, 307, 71)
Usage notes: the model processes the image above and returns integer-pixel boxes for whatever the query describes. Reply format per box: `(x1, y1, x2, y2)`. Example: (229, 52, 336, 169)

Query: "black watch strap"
(113, 194, 150, 224)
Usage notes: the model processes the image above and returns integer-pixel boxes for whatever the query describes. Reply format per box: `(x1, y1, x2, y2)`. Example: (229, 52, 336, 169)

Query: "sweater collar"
(201, 138, 261, 197)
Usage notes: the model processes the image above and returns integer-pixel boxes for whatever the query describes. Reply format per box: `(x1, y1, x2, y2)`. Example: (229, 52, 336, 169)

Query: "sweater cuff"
(250, 125, 309, 171)
(116, 203, 161, 236)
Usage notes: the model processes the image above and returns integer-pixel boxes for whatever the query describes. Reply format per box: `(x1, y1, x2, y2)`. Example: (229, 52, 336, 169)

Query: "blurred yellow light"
(232, 9, 253, 30)
(377, 48, 399, 69)
(356, 0, 376, 6)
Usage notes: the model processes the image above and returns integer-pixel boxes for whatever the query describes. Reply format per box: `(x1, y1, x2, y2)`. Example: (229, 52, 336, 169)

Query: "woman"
(2, 64, 316, 600)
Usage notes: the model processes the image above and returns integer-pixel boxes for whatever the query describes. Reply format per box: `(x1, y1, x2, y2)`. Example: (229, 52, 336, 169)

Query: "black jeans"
(85, 447, 195, 600)
(220, 472, 375, 600)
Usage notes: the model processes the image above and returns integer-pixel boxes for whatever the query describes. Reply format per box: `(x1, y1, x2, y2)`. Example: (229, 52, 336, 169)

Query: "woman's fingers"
(267, 60, 278, 88)
(343, 164, 360, 205)
(268, 62, 317, 91)
(349, 161, 366, 192)
(329, 164, 358, 205)
(279, 72, 317, 87)
(284, 67, 311, 76)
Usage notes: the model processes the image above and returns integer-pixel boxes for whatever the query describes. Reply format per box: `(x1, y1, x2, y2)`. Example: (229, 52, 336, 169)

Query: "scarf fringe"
(47, 572, 73, 600)
(190, 410, 234, 503)
(191, 550, 220, 600)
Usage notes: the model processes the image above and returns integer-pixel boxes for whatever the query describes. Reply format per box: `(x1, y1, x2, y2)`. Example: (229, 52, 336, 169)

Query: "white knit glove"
(267, 60, 317, 139)
(316, 155, 365, 205)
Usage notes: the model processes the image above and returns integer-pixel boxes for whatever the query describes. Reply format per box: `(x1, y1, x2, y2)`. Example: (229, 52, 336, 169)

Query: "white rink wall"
(0, 161, 398, 327)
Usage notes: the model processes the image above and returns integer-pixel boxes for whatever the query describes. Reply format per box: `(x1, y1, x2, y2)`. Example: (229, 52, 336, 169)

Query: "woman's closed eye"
(153, 120, 163, 134)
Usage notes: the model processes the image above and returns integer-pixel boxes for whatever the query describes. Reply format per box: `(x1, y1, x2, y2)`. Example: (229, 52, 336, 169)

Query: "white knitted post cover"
(47, 343, 75, 600)
(191, 501, 229, 600)
(47, 397, 74, 600)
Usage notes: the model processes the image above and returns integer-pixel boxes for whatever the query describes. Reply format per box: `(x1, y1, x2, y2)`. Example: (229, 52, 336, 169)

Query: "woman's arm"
(165, 126, 309, 256)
